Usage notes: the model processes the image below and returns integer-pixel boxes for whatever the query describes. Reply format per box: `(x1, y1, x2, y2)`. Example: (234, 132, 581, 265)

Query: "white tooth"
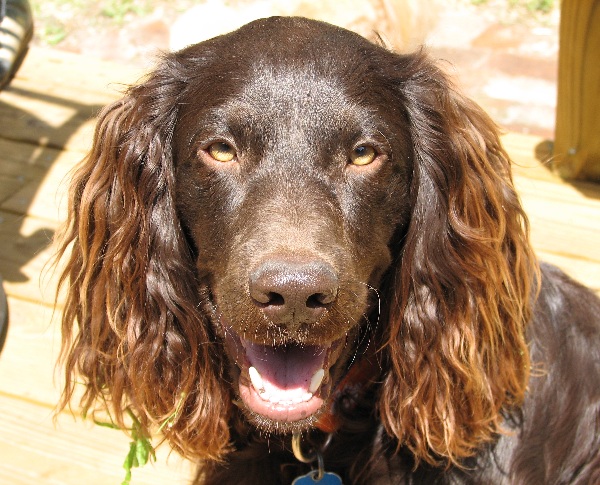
(309, 368, 325, 394)
(249, 366, 265, 393)
(303, 392, 313, 402)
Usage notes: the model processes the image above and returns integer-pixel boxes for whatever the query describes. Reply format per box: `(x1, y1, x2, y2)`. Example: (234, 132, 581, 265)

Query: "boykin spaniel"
(57, 17, 600, 484)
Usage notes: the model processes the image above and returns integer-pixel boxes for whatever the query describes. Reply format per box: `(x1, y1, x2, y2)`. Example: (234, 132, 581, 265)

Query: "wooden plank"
(0, 150, 80, 222)
(0, 86, 99, 154)
(14, 48, 145, 101)
(0, 297, 195, 484)
(553, 0, 600, 181)
(0, 174, 23, 206)
(509, 134, 600, 292)
(0, 212, 60, 306)
(0, 297, 60, 405)
(504, 133, 567, 183)
(0, 48, 143, 153)
(527, 211, 600, 264)
(0, 139, 49, 206)
(537, 251, 600, 293)
(515, 176, 600, 230)
(0, 394, 195, 485)
(0, 137, 58, 173)
(528, 215, 600, 283)
(506, 133, 600, 288)
(0, 294, 198, 483)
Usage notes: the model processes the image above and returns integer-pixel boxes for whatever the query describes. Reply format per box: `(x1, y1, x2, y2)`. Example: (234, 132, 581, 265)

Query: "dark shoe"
(0, 0, 34, 90)
(0, 277, 8, 354)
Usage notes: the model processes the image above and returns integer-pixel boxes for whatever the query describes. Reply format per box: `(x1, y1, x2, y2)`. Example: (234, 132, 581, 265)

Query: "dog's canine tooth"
(309, 368, 325, 393)
(249, 366, 265, 393)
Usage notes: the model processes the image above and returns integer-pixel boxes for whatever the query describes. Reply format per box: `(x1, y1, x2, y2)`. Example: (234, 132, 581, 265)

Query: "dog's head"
(172, 18, 412, 430)
(58, 17, 536, 465)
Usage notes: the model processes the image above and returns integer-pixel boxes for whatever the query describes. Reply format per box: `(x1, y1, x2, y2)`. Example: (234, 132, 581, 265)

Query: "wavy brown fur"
(379, 54, 535, 464)
(57, 78, 232, 461)
(56, 17, 600, 484)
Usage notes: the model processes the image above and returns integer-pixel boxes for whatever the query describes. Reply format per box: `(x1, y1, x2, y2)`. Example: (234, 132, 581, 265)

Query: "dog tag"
(292, 471, 343, 485)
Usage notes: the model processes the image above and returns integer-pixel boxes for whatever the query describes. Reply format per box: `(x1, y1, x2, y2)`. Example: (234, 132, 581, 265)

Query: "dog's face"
(59, 15, 535, 465)
(173, 18, 412, 431)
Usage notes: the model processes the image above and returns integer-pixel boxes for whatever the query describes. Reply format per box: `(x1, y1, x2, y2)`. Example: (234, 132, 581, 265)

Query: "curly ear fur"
(57, 39, 540, 472)
(379, 52, 539, 466)
(56, 58, 232, 461)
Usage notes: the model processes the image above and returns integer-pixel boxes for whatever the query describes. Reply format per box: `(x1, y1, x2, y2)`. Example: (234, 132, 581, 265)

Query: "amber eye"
(350, 145, 377, 166)
(208, 142, 236, 162)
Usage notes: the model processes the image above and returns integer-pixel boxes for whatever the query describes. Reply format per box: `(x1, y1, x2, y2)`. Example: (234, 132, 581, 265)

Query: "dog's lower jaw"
(237, 377, 329, 430)
(220, 323, 355, 433)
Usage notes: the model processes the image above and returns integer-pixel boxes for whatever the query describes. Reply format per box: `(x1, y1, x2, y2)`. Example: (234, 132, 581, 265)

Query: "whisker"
(331, 281, 383, 368)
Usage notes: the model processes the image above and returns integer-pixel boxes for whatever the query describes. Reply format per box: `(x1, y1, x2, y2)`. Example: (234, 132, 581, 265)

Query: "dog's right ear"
(378, 50, 538, 467)
(55, 55, 233, 461)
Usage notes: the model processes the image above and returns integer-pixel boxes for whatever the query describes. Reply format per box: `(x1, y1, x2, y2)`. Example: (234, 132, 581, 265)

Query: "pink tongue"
(244, 342, 326, 392)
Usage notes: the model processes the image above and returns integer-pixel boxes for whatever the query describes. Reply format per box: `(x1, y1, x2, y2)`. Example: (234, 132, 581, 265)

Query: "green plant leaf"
(93, 396, 185, 484)
(135, 436, 153, 466)
(123, 441, 138, 470)
(121, 467, 132, 485)
(93, 419, 121, 430)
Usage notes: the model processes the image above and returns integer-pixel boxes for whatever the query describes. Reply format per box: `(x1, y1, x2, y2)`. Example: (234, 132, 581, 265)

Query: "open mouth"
(222, 327, 346, 425)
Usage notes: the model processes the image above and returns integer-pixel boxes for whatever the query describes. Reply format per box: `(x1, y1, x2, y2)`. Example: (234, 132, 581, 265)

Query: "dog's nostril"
(261, 292, 285, 307)
(306, 291, 335, 309)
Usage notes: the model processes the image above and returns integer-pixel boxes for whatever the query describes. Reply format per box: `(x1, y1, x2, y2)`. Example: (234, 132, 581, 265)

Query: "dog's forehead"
(240, 64, 351, 115)
(176, 18, 401, 150)
(221, 63, 371, 152)
(206, 17, 378, 112)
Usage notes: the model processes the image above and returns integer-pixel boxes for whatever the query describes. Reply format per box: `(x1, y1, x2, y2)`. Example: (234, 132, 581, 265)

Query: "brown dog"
(57, 17, 600, 484)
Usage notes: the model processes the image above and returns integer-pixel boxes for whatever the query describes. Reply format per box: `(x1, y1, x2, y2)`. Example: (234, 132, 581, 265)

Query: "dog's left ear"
(378, 51, 539, 466)
(56, 53, 232, 461)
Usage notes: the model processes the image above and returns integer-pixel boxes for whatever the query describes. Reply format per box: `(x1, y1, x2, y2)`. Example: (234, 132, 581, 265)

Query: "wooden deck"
(0, 48, 599, 484)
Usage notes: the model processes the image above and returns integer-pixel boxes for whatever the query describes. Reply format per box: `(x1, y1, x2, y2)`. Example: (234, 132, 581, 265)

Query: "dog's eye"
(208, 142, 237, 162)
(350, 145, 377, 166)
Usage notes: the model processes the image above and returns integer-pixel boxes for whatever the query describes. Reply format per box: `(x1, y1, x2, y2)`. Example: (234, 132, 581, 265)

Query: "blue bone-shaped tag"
(292, 470, 343, 485)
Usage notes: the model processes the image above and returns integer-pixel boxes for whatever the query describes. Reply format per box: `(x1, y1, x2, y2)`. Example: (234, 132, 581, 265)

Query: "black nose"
(249, 258, 338, 330)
